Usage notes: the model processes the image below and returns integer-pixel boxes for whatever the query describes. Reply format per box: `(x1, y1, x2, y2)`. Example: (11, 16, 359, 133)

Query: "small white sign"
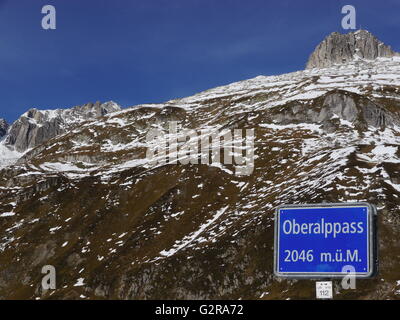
(316, 281, 333, 299)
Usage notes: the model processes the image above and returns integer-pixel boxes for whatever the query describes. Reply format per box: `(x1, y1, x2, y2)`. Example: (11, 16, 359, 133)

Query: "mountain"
(306, 30, 399, 69)
(1, 31, 400, 300)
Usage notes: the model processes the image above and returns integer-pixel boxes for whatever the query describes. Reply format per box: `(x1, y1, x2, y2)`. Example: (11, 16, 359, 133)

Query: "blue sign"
(274, 203, 376, 278)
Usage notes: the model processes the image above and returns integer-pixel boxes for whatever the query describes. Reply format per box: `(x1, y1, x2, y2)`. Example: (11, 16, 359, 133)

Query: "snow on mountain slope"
(174, 57, 400, 110)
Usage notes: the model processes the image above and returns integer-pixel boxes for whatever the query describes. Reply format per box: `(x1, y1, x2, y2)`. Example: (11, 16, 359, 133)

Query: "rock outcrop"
(0, 118, 8, 138)
(306, 30, 399, 69)
(5, 101, 120, 152)
(267, 90, 400, 133)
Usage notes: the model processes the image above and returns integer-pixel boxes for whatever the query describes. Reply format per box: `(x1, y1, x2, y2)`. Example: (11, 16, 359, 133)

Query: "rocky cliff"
(306, 30, 399, 69)
(1, 31, 400, 300)
(4, 101, 120, 152)
(0, 119, 8, 138)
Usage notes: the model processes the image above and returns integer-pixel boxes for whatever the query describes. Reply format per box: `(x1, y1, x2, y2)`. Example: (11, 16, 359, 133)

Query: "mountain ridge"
(0, 119, 8, 138)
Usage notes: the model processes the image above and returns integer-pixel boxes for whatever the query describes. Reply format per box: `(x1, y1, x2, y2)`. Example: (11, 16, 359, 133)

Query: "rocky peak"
(0, 118, 8, 138)
(306, 30, 399, 69)
(70, 101, 121, 118)
(5, 101, 121, 152)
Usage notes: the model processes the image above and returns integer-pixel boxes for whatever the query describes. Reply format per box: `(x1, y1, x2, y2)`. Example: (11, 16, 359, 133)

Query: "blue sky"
(0, 0, 399, 122)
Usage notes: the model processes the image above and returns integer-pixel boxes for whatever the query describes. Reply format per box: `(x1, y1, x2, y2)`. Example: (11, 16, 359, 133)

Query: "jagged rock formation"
(306, 30, 399, 69)
(0, 118, 8, 138)
(4, 101, 120, 152)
